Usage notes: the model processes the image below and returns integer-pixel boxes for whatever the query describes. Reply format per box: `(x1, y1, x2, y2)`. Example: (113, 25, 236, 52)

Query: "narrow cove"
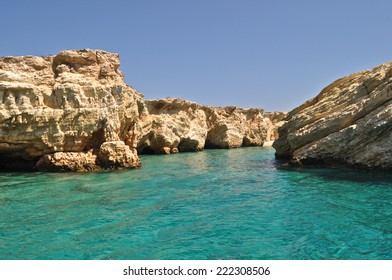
(0, 147, 391, 259)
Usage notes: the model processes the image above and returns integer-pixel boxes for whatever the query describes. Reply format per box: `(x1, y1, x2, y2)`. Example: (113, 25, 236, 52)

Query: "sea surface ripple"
(0, 147, 391, 259)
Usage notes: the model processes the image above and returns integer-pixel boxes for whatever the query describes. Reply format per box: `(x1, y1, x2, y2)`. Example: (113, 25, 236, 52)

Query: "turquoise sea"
(0, 147, 391, 260)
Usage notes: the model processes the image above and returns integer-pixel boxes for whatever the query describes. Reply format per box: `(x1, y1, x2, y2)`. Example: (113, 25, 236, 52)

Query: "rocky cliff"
(0, 49, 282, 171)
(273, 62, 392, 169)
(0, 49, 143, 171)
(136, 98, 275, 154)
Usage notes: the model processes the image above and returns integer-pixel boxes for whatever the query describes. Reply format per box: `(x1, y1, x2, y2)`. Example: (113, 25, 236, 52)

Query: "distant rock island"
(0, 49, 284, 171)
(274, 62, 392, 170)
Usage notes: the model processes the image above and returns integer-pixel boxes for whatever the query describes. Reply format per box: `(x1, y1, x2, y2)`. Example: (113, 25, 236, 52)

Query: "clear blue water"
(0, 147, 391, 260)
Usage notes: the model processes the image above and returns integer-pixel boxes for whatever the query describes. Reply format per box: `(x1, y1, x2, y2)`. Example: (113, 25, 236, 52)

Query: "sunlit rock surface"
(273, 62, 392, 169)
(137, 98, 277, 154)
(0, 49, 143, 171)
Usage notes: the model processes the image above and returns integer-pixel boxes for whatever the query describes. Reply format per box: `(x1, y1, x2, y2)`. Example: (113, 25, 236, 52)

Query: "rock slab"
(273, 62, 392, 170)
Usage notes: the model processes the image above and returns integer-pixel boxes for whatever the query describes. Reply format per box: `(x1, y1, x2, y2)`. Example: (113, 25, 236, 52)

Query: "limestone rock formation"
(36, 151, 98, 172)
(137, 98, 208, 154)
(0, 49, 284, 171)
(137, 98, 274, 154)
(273, 62, 392, 169)
(205, 106, 267, 148)
(0, 49, 143, 171)
(263, 111, 287, 144)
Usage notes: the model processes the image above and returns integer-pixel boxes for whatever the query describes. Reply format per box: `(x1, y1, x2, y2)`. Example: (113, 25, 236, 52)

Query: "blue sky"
(1, 0, 392, 111)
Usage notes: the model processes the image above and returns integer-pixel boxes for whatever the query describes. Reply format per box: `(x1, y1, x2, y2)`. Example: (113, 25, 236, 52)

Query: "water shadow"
(275, 160, 392, 184)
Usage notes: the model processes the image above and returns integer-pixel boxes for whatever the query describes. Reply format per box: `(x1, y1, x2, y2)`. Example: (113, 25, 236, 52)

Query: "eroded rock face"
(0, 49, 284, 171)
(36, 151, 98, 172)
(137, 98, 275, 154)
(264, 111, 287, 143)
(137, 99, 208, 154)
(273, 62, 392, 169)
(0, 49, 143, 171)
(205, 106, 267, 148)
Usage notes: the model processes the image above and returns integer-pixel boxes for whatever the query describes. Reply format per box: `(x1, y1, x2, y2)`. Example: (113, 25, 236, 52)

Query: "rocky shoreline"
(1, 48, 390, 171)
(0, 49, 284, 171)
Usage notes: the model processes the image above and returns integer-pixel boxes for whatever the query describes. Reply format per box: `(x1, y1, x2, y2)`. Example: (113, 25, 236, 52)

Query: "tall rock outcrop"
(273, 62, 392, 170)
(0, 49, 143, 171)
(136, 98, 275, 154)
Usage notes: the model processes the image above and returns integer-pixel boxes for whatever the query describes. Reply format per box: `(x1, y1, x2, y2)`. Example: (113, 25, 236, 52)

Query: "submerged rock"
(0, 49, 143, 171)
(273, 61, 392, 170)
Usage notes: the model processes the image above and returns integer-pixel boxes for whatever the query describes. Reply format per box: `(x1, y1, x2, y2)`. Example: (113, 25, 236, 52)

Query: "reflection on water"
(0, 147, 391, 260)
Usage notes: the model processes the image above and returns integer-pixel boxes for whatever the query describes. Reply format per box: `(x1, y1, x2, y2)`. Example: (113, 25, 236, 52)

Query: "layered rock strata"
(273, 62, 392, 169)
(0, 49, 142, 171)
(136, 98, 275, 154)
